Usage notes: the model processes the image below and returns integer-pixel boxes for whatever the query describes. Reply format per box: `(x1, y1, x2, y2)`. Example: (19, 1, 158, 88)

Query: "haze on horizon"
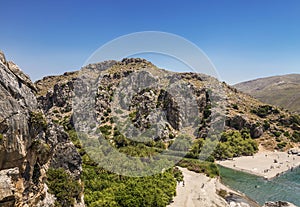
(0, 0, 300, 84)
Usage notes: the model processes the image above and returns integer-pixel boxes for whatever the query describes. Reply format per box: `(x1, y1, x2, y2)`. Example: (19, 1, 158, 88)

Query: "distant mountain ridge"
(234, 74, 300, 113)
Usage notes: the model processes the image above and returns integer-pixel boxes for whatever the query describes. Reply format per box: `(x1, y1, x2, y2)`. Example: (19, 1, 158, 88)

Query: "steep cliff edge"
(0, 51, 83, 207)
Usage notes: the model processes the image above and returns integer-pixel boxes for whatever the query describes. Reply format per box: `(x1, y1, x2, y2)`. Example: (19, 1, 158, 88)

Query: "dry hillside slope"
(234, 74, 300, 113)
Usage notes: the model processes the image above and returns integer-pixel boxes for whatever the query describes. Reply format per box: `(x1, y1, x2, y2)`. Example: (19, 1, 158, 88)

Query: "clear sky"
(0, 0, 300, 84)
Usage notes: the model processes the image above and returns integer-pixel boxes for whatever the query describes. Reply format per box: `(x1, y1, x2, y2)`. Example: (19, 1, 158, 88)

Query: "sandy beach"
(217, 151, 300, 179)
(167, 167, 230, 207)
(167, 167, 260, 207)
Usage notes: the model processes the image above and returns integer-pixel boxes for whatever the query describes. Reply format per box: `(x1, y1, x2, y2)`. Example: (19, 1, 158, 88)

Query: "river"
(219, 165, 300, 206)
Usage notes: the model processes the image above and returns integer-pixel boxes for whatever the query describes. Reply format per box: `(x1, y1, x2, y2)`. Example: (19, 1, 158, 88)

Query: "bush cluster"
(46, 168, 82, 207)
(213, 130, 258, 160)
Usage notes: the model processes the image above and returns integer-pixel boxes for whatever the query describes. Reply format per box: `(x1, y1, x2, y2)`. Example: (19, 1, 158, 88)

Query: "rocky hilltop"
(0, 51, 299, 207)
(35, 59, 299, 153)
(234, 74, 300, 113)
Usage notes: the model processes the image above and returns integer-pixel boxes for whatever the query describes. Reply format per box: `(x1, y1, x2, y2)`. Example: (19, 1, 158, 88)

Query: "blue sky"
(0, 0, 300, 84)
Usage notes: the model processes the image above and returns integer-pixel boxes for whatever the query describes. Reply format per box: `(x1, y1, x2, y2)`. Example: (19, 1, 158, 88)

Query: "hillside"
(234, 74, 300, 113)
(0, 51, 299, 206)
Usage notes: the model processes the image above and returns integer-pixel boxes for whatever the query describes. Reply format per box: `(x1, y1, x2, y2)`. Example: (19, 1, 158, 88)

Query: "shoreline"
(216, 151, 300, 180)
(167, 167, 260, 207)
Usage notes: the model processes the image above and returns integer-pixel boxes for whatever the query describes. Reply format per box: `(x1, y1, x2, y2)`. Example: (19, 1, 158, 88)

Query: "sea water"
(219, 165, 300, 206)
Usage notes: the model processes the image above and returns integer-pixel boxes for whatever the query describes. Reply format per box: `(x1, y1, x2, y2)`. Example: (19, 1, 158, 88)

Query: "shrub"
(114, 134, 129, 148)
(283, 131, 290, 137)
(53, 109, 59, 113)
(47, 168, 82, 207)
(232, 104, 239, 110)
(177, 159, 219, 178)
(251, 105, 273, 118)
(203, 104, 211, 119)
(30, 111, 47, 131)
(68, 130, 82, 149)
(273, 131, 282, 137)
(217, 189, 228, 198)
(171, 135, 192, 152)
(291, 131, 300, 142)
(98, 125, 112, 136)
(82, 164, 177, 207)
(263, 120, 270, 130)
(290, 115, 300, 125)
(276, 142, 287, 150)
(128, 111, 137, 121)
(214, 130, 258, 160)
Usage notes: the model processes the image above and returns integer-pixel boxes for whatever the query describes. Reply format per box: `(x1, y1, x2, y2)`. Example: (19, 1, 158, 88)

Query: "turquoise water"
(219, 165, 300, 206)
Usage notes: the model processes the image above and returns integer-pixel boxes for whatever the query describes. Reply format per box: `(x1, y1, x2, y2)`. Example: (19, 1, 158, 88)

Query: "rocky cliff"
(0, 51, 83, 207)
(35, 58, 300, 153)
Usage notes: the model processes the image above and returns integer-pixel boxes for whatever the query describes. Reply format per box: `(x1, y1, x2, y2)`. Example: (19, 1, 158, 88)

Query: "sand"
(216, 151, 300, 179)
(167, 167, 229, 207)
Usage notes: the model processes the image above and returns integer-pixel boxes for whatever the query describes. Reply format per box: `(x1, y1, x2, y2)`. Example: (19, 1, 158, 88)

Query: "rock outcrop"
(263, 201, 298, 207)
(0, 52, 83, 206)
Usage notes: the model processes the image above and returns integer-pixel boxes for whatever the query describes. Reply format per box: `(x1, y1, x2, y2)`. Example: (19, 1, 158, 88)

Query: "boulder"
(226, 115, 249, 130)
(0, 168, 21, 207)
(263, 201, 297, 207)
(250, 125, 264, 138)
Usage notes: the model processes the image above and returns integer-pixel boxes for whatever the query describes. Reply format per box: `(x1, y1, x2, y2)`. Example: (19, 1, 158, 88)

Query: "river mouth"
(218, 165, 300, 206)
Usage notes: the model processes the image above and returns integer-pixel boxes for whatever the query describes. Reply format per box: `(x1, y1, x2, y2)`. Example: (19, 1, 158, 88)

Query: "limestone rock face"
(0, 51, 7, 66)
(0, 168, 21, 207)
(7, 61, 37, 92)
(0, 52, 83, 207)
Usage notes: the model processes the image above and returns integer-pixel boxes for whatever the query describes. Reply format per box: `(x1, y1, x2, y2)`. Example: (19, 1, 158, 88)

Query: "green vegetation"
(203, 104, 212, 119)
(60, 113, 263, 207)
(273, 131, 282, 137)
(217, 189, 228, 199)
(98, 125, 112, 136)
(66, 129, 177, 207)
(276, 142, 287, 150)
(82, 163, 177, 207)
(263, 120, 270, 130)
(177, 158, 219, 178)
(118, 144, 161, 157)
(185, 138, 204, 159)
(128, 111, 137, 121)
(290, 114, 300, 125)
(46, 168, 82, 207)
(213, 130, 258, 160)
(251, 105, 275, 118)
(232, 104, 239, 110)
(291, 131, 300, 142)
(30, 111, 47, 131)
(68, 129, 83, 149)
(170, 135, 192, 152)
(283, 131, 290, 137)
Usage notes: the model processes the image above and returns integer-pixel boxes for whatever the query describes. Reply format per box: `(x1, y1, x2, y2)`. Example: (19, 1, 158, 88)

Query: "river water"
(219, 165, 300, 206)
